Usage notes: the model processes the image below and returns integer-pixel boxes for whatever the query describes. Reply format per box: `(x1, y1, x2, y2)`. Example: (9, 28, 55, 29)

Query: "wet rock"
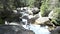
(29, 15, 39, 24)
(0, 25, 35, 34)
(29, 12, 42, 23)
(51, 26, 60, 34)
(33, 12, 42, 17)
(20, 7, 39, 15)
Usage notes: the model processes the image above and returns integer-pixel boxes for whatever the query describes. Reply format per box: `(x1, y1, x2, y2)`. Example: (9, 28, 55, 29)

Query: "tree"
(40, 0, 58, 17)
(40, 0, 60, 25)
(34, 0, 41, 9)
(0, 0, 22, 24)
(50, 8, 60, 25)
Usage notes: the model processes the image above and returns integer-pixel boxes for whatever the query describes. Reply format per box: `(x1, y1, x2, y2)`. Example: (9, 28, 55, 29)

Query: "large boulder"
(35, 17, 49, 24)
(0, 25, 35, 34)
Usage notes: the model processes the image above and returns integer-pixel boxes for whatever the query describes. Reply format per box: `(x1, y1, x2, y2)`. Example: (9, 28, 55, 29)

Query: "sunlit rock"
(48, 10, 54, 19)
(5, 22, 20, 25)
(35, 17, 49, 24)
(17, 8, 21, 11)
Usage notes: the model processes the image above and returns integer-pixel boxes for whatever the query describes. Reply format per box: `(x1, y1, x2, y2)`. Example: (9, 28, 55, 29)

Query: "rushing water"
(30, 24, 50, 34)
(21, 15, 50, 34)
(22, 23, 50, 34)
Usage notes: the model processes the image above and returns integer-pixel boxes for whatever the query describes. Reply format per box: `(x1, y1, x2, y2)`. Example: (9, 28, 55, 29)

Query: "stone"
(51, 26, 60, 34)
(35, 17, 49, 25)
(0, 25, 35, 34)
(32, 7, 39, 14)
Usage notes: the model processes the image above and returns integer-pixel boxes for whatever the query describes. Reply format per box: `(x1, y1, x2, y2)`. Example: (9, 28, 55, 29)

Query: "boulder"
(0, 25, 35, 34)
(51, 26, 60, 34)
(32, 7, 39, 14)
(35, 17, 50, 25)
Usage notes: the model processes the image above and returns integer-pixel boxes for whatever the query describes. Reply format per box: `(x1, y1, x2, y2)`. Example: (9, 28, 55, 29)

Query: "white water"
(22, 24, 50, 34)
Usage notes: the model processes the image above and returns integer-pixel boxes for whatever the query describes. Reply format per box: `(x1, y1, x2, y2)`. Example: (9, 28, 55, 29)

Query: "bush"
(40, 0, 50, 17)
(51, 8, 60, 25)
(40, 0, 59, 17)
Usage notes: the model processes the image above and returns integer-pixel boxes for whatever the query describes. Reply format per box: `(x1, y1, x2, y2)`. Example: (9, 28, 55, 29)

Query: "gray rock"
(35, 17, 49, 24)
(51, 26, 60, 34)
(32, 7, 39, 15)
(0, 25, 35, 34)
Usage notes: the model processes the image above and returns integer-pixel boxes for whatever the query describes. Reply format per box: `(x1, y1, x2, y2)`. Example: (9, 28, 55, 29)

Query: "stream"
(5, 7, 51, 34)
(19, 7, 51, 34)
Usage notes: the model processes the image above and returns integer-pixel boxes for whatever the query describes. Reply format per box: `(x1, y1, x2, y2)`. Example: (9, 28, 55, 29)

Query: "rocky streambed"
(1, 7, 59, 34)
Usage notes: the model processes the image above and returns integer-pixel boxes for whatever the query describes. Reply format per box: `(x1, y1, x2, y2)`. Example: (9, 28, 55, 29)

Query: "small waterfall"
(20, 8, 50, 34)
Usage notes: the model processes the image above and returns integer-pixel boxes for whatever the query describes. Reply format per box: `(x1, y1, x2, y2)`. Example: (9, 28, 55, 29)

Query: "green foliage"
(28, 0, 41, 8)
(40, 0, 59, 17)
(0, 0, 30, 24)
(52, 8, 60, 25)
(40, 0, 60, 25)
(40, 0, 50, 16)
(0, 0, 30, 11)
(28, 0, 35, 7)
(34, 0, 41, 8)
